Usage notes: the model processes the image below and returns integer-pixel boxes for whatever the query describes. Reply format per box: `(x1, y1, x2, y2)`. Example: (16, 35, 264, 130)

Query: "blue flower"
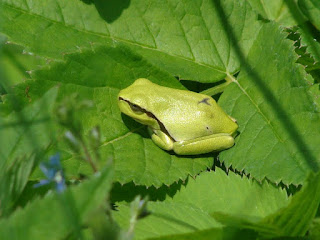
(34, 153, 66, 193)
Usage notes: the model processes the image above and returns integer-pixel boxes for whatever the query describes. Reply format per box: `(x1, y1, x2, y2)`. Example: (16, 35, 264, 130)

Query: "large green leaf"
(0, 165, 114, 240)
(309, 218, 320, 240)
(246, 0, 320, 68)
(299, 0, 320, 30)
(261, 171, 320, 237)
(298, 0, 320, 63)
(0, 87, 58, 217)
(114, 168, 289, 239)
(213, 171, 320, 238)
(145, 228, 258, 240)
(167, 169, 289, 218)
(0, 43, 47, 92)
(0, 0, 262, 82)
(247, 0, 305, 26)
(219, 22, 320, 185)
(0, 154, 36, 217)
(7, 45, 213, 187)
(0, 87, 58, 167)
(114, 202, 219, 240)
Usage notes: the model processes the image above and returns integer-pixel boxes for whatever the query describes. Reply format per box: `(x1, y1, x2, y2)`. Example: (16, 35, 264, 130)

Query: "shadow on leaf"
(92, 0, 131, 23)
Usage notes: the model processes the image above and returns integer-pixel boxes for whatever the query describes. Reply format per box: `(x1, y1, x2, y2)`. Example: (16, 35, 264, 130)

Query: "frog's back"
(127, 79, 235, 142)
(147, 84, 221, 141)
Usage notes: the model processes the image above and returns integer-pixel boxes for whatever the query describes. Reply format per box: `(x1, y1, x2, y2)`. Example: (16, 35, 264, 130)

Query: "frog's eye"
(129, 103, 143, 114)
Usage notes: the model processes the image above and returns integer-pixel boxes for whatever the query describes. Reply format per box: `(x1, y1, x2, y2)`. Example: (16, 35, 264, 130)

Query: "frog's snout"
(230, 116, 237, 123)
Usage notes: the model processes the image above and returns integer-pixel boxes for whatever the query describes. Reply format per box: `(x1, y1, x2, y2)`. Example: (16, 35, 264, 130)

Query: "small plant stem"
(80, 140, 98, 172)
(201, 73, 235, 96)
(127, 212, 138, 239)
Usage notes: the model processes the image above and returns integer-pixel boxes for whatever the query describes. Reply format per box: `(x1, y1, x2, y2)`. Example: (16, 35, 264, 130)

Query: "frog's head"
(222, 114, 238, 137)
(118, 79, 159, 129)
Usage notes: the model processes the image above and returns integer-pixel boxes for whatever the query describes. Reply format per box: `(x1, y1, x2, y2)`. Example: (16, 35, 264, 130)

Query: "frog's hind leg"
(173, 133, 234, 155)
(148, 128, 174, 151)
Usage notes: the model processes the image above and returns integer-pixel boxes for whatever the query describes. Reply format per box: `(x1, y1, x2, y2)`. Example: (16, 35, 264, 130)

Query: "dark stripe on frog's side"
(198, 98, 211, 106)
(119, 97, 176, 142)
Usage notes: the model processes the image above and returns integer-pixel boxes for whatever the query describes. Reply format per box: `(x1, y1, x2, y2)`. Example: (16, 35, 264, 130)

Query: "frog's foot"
(173, 133, 234, 155)
(149, 128, 174, 151)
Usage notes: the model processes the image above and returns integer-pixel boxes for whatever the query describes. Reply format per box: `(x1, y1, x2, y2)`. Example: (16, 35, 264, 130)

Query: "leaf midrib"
(2, 2, 227, 75)
(230, 74, 307, 173)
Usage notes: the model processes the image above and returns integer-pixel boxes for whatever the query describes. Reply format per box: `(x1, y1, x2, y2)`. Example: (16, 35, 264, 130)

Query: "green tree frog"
(118, 78, 238, 155)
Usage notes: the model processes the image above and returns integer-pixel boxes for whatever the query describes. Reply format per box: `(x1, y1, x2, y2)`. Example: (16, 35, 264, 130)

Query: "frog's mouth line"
(119, 97, 176, 142)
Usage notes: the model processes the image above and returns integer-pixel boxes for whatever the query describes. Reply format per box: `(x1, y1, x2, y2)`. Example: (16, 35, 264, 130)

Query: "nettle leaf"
(167, 169, 290, 218)
(246, 0, 320, 69)
(295, 0, 320, 66)
(0, 87, 58, 167)
(0, 43, 47, 91)
(113, 168, 289, 239)
(145, 228, 258, 240)
(213, 171, 320, 238)
(299, 26, 320, 64)
(219, 22, 320, 185)
(309, 218, 320, 240)
(9, 45, 213, 187)
(0, 154, 36, 217)
(0, 0, 261, 82)
(299, 0, 320, 30)
(2, 0, 319, 187)
(0, 87, 58, 216)
(247, 0, 304, 27)
(261, 171, 320, 237)
(114, 202, 219, 240)
(0, 165, 114, 240)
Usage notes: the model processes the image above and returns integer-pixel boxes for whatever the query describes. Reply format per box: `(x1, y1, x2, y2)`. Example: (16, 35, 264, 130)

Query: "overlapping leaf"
(261, 171, 320, 237)
(113, 168, 289, 239)
(0, 165, 114, 240)
(247, 0, 304, 26)
(219, 22, 320, 185)
(0, 87, 58, 167)
(2, 0, 319, 187)
(298, 0, 320, 63)
(8, 45, 213, 187)
(246, 0, 320, 65)
(0, 0, 262, 82)
(114, 202, 219, 240)
(212, 171, 320, 238)
(299, 0, 320, 30)
(0, 87, 58, 217)
(167, 169, 289, 217)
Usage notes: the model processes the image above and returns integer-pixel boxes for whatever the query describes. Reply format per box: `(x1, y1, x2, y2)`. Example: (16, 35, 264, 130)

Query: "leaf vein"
(2, 3, 226, 74)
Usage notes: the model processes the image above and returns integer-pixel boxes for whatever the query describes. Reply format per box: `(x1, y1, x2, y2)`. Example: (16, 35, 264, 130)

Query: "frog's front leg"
(173, 133, 234, 155)
(148, 127, 174, 151)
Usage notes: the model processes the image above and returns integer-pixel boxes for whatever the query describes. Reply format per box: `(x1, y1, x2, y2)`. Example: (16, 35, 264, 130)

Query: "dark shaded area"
(180, 79, 226, 101)
(257, 14, 272, 23)
(285, 0, 320, 62)
(79, 0, 94, 4)
(304, 21, 320, 43)
(14, 181, 50, 209)
(92, 0, 130, 23)
(120, 113, 149, 137)
(110, 179, 187, 203)
(211, 0, 319, 172)
(180, 78, 225, 93)
(286, 25, 320, 84)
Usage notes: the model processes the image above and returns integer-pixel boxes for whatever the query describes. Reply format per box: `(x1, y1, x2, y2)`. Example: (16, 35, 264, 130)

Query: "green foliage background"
(1, 0, 320, 239)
